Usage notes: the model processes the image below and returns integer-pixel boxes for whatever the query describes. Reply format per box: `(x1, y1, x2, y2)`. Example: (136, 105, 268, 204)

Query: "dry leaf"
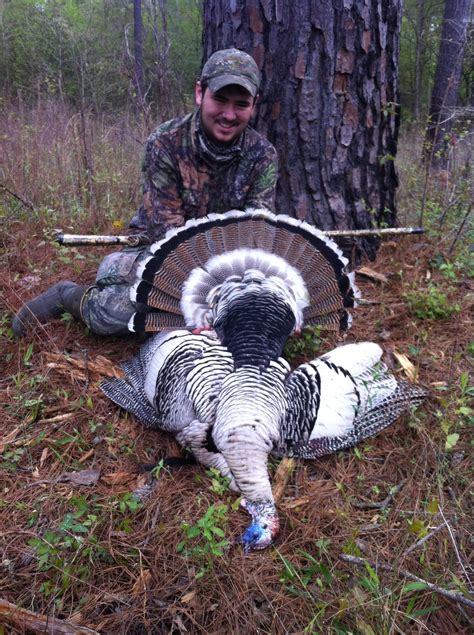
(272, 457, 295, 503)
(136, 474, 148, 488)
(102, 471, 137, 486)
(280, 496, 311, 510)
(0, 426, 22, 453)
(171, 615, 188, 633)
(68, 611, 84, 625)
(356, 266, 389, 284)
(58, 470, 101, 486)
(132, 569, 152, 595)
(37, 412, 76, 425)
(44, 352, 124, 381)
(181, 591, 197, 605)
(39, 447, 49, 468)
(393, 351, 418, 381)
(78, 449, 95, 464)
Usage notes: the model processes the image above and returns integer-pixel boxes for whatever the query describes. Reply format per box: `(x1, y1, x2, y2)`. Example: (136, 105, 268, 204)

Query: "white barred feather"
(181, 248, 309, 330)
(101, 209, 426, 552)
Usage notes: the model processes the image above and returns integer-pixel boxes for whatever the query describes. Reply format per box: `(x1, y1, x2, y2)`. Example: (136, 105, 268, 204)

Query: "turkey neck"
(215, 289, 296, 369)
(214, 362, 288, 503)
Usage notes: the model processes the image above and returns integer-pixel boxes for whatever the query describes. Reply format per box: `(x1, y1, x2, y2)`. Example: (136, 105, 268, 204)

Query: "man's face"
(195, 82, 256, 144)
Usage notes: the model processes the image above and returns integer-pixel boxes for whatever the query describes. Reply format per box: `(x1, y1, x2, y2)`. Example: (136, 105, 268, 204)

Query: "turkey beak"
(242, 534, 259, 555)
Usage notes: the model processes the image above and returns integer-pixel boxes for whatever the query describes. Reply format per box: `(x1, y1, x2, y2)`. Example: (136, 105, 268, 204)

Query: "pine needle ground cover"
(1, 107, 472, 633)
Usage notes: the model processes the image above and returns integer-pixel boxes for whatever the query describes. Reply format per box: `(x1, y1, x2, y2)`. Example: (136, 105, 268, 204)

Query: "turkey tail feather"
(129, 209, 359, 334)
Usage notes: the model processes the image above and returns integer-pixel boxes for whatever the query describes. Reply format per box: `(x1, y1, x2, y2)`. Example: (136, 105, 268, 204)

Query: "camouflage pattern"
(81, 248, 150, 335)
(129, 109, 278, 241)
(200, 48, 261, 97)
(83, 53, 277, 336)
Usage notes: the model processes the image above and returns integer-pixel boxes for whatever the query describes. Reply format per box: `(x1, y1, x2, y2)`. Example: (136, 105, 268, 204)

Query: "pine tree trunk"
(202, 0, 403, 261)
(424, 0, 471, 170)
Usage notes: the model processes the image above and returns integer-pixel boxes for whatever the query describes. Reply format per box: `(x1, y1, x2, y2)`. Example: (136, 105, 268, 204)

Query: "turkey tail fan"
(129, 208, 360, 333)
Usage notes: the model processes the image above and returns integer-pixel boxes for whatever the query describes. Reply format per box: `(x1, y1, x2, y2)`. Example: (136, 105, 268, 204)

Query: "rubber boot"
(12, 281, 86, 337)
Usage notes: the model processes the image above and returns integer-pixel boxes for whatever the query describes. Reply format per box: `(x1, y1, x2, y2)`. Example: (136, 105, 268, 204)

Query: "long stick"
(340, 554, 474, 609)
(55, 226, 424, 246)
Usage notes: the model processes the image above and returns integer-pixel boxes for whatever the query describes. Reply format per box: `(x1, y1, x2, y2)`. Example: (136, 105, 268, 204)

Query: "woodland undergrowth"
(0, 102, 473, 634)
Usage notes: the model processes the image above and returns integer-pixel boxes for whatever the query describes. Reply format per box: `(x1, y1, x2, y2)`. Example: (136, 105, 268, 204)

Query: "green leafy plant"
(28, 496, 110, 599)
(176, 503, 231, 579)
(206, 467, 231, 495)
(116, 492, 143, 514)
(284, 325, 322, 362)
(404, 283, 461, 320)
(433, 371, 473, 449)
(278, 549, 333, 599)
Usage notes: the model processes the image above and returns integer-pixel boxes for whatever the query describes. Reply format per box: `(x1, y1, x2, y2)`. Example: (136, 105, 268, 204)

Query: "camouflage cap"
(200, 48, 260, 98)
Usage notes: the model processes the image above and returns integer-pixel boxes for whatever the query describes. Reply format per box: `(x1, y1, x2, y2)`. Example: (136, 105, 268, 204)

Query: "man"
(13, 49, 278, 337)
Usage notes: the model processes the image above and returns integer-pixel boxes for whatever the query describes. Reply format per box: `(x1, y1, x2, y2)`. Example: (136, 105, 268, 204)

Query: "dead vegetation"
(1, 106, 473, 633)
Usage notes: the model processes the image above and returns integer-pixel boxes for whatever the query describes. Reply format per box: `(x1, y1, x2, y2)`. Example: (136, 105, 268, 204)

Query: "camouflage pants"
(81, 248, 149, 336)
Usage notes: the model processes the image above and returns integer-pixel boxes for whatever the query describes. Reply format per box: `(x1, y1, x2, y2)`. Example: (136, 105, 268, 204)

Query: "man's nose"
(221, 103, 237, 120)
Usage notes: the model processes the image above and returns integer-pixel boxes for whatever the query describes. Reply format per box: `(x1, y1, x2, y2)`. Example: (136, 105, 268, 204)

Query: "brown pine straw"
(2, 232, 473, 633)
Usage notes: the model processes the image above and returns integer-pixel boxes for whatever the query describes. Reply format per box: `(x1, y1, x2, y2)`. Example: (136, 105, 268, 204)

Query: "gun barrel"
(323, 227, 424, 237)
(55, 233, 144, 247)
(54, 226, 424, 246)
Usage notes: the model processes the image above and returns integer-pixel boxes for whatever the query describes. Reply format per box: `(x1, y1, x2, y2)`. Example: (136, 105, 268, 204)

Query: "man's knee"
(81, 284, 136, 336)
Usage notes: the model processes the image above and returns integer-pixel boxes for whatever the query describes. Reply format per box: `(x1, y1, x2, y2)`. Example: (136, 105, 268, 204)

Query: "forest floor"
(1, 121, 473, 633)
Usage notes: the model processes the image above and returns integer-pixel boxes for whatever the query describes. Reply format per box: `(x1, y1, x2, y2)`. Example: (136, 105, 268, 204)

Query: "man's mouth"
(216, 121, 237, 129)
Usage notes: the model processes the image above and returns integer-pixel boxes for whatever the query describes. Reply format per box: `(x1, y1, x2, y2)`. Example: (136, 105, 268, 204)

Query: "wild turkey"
(101, 209, 426, 552)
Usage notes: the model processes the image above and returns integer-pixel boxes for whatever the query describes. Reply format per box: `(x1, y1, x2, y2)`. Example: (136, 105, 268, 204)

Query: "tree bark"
(202, 0, 403, 261)
(424, 0, 471, 170)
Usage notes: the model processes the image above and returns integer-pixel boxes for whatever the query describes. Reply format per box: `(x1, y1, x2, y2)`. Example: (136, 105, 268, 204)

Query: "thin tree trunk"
(133, 0, 145, 106)
(424, 0, 471, 170)
(414, 0, 425, 120)
(202, 0, 402, 262)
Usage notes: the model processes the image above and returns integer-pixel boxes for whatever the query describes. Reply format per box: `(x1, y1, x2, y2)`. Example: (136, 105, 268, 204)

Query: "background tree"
(133, 0, 145, 109)
(424, 0, 471, 170)
(399, 0, 444, 120)
(0, 0, 202, 116)
(202, 0, 403, 260)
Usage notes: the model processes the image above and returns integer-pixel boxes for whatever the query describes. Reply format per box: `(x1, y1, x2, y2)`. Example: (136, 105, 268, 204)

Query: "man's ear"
(195, 81, 203, 106)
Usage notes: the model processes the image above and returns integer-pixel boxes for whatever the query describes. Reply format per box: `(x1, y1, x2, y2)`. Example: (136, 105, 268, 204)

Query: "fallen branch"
(353, 479, 406, 510)
(403, 522, 447, 555)
(0, 598, 98, 634)
(340, 554, 474, 610)
(355, 266, 389, 284)
(45, 352, 124, 381)
(439, 506, 473, 592)
(0, 183, 35, 210)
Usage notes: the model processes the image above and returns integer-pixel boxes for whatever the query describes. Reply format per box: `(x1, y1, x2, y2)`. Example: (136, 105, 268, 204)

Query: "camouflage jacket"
(129, 109, 278, 241)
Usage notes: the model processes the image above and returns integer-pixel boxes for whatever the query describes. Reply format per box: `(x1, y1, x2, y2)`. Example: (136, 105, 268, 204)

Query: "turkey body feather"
(100, 209, 426, 552)
(101, 336, 426, 550)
